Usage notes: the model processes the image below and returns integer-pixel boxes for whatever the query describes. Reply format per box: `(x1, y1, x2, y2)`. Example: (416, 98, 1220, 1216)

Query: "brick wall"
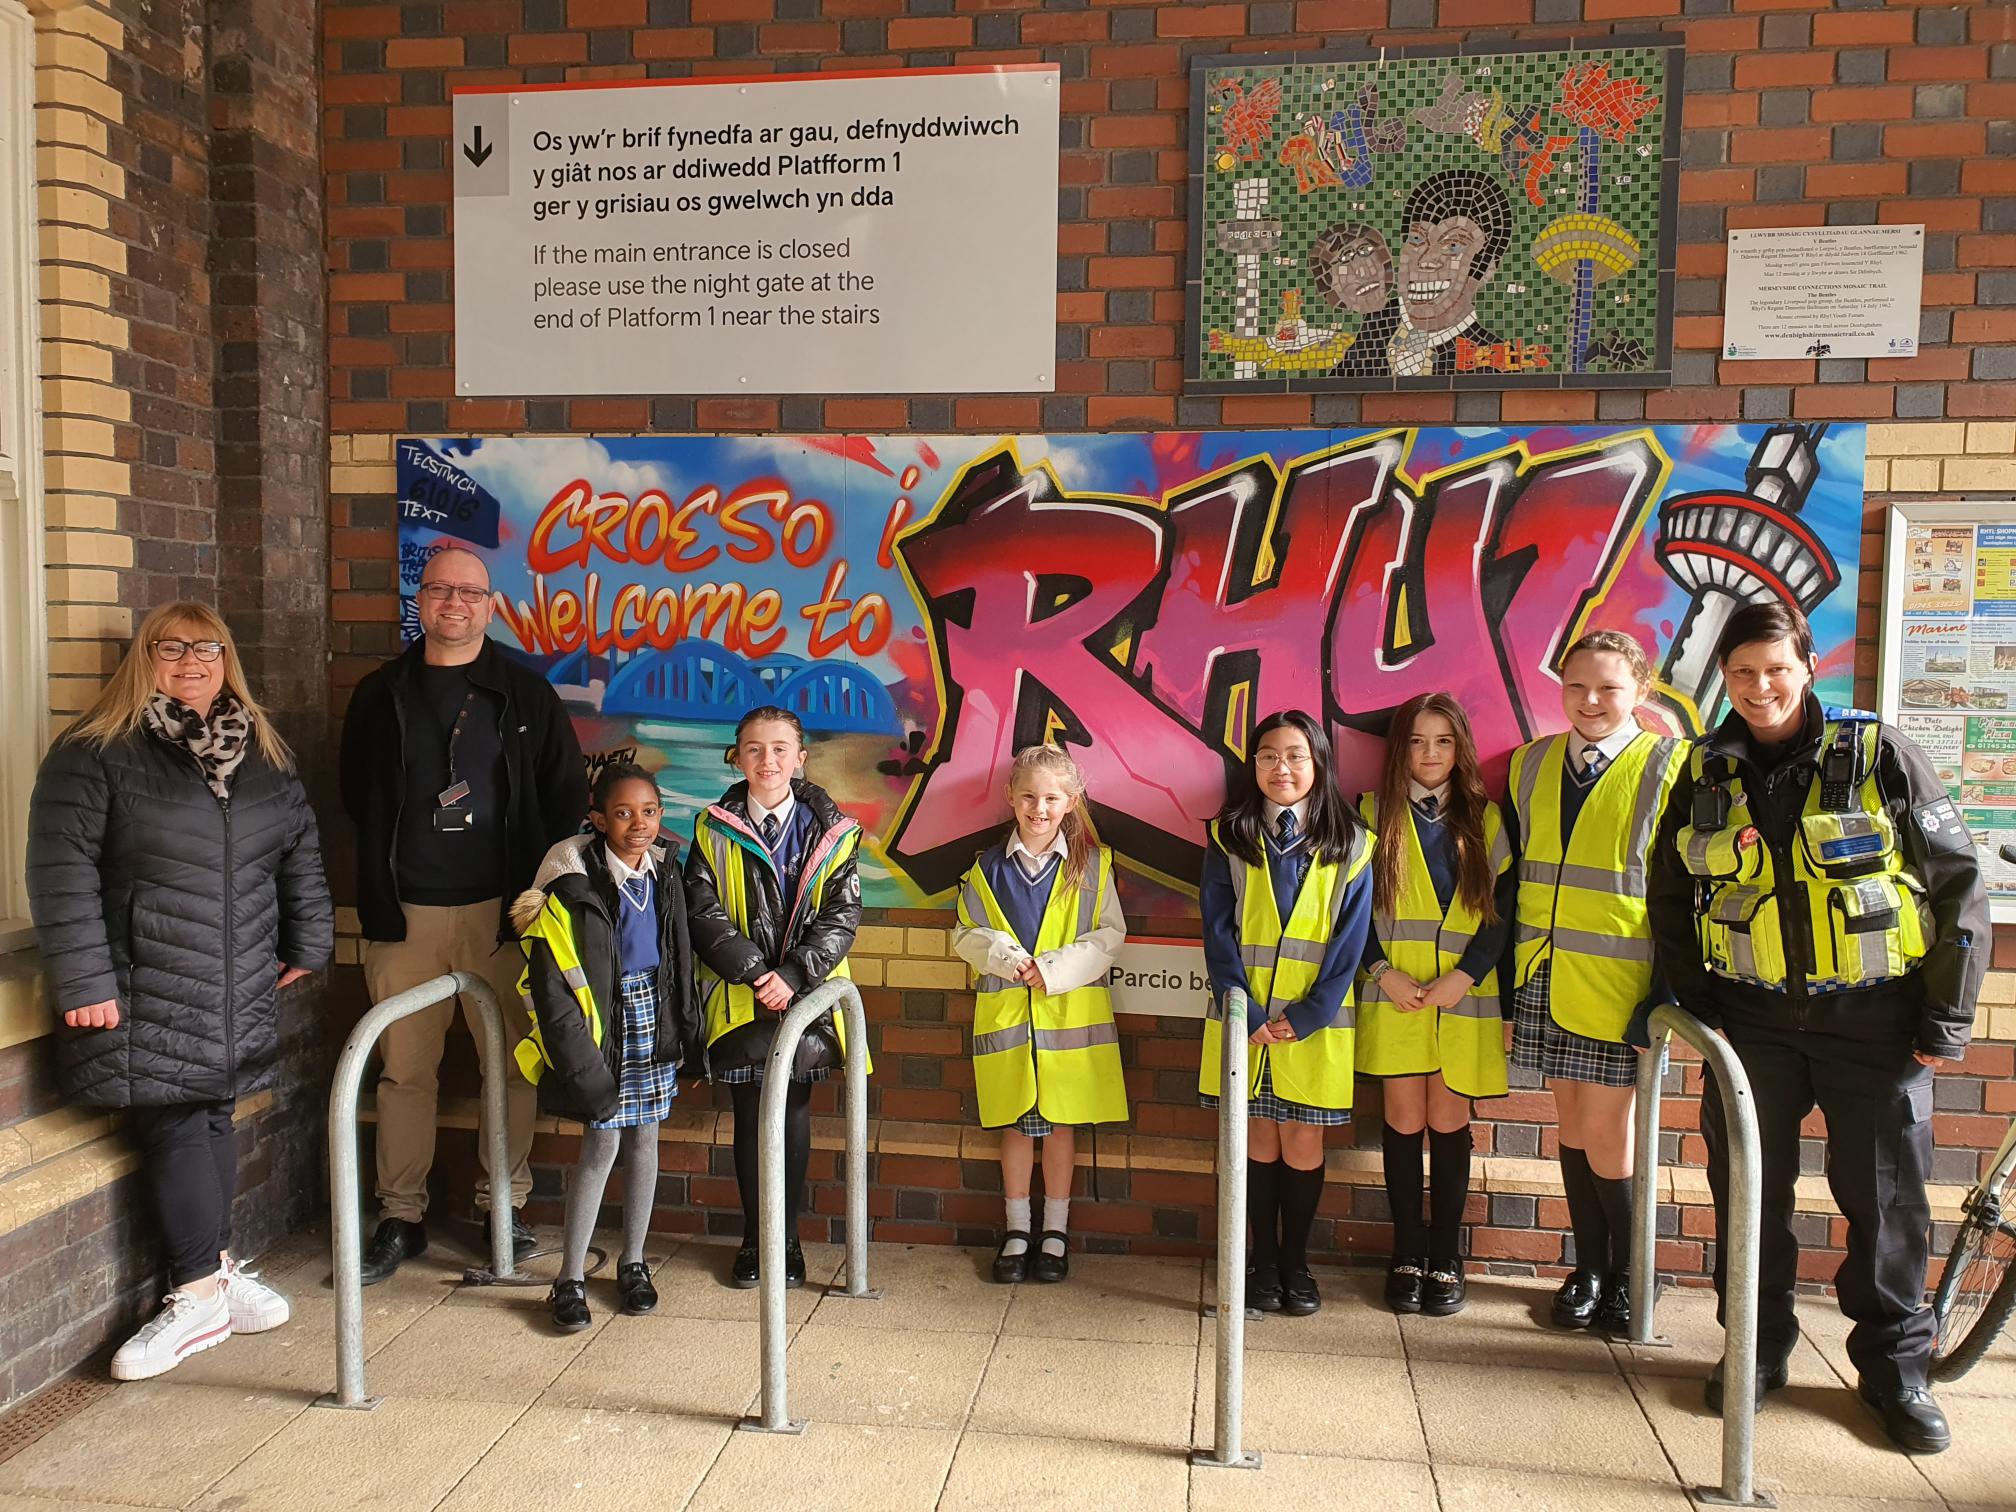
(321, 0, 2016, 1286)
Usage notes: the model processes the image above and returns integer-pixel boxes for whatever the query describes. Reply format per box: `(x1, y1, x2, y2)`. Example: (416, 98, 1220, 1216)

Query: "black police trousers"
(1700, 1008, 1937, 1389)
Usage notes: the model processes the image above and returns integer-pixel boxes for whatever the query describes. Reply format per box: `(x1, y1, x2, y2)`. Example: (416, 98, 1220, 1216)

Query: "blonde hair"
(1006, 744, 1096, 889)
(68, 601, 293, 770)
(1562, 628, 1654, 692)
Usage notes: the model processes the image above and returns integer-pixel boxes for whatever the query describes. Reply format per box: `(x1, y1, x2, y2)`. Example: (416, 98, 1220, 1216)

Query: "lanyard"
(431, 686, 479, 807)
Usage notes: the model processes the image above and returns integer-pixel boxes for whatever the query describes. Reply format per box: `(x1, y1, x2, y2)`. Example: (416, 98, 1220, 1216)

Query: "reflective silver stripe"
(1034, 1023, 1119, 1052)
(1515, 922, 1548, 944)
(1274, 937, 1328, 967)
(959, 879, 987, 926)
(1518, 859, 1560, 886)
(1726, 930, 1757, 980)
(1439, 993, 1500, 1020)
(1205, 996, 1225, 1022)
(560, 964, 588, 990)
(1241, 943, 1272, 971)
(1617, 739, 1677, 895)
(1076, 867, 1099, 937)
(1511, 735, 1557, 826)
(1224, 836, 1247, 910)
(1382, 919, 1442, 944)
(972, 1024, 1032, 1056)
(976, 974, 1016, 994)
(1487, 822, 1512, 872)
(1550, 926, 1654, 964)
(1684, 830, 1719, 873)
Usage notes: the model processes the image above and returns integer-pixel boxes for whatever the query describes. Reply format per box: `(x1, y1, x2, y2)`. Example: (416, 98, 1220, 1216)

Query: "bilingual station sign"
(452, 66, 1060, 397)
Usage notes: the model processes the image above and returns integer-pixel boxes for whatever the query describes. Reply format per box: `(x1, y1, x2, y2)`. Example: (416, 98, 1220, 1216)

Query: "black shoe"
(1857, 1379, 1952, 1455)
(1385, 1257, 1425, 1315)
(1550, 1269, 1604, 1330)
(359, 1218, 427, 1287)
(729, 1244, 759, 1289)
(1032, 1232, 1069, 1284)
(785, 1239, 806, 1290)
(616, 1261, 657, 1315)
(991, 1232, 1031, 1284)
(1593, 1272, 1632, 1337)
(510, 1212, 538, 1263)
(1421, 1263, 1466, 1318)
(1280, 1265, 1321, 1316)
(1704, 1358, 1790, 1415)
(1245, 1261, 1284, 1313)
(549, 1278, 591, 1333)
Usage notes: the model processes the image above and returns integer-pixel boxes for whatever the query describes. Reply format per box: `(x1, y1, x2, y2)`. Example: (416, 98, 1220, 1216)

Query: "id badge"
(432, 806, 472, 833)
(438, 779, 471, 807)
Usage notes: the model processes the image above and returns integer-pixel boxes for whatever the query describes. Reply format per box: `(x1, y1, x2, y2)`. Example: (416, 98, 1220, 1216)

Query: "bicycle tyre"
(1930, 1212, 2016, 1382)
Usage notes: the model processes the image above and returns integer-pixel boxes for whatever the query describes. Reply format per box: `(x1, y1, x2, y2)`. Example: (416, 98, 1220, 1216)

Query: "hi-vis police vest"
(693, 807, 868, 1069)
(957, 846, 1127, 1128)
(1198, 820, 1372, 1110)
(1674, 718, 1931, 992)
(1354, 793, 1510, 1099)
(1510, 730, 1687, 1042)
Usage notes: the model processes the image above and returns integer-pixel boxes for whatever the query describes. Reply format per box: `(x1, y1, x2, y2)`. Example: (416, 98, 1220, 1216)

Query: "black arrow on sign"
(463, 125, 493, 168)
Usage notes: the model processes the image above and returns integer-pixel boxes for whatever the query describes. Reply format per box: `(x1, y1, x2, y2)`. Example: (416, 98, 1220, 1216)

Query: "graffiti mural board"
(397, 424, 1863, 920)
(1185, 38, 1681, 394)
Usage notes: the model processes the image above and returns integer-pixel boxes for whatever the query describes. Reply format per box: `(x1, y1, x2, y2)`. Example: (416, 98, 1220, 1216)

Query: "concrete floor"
(0, 1225, 2010, 1512)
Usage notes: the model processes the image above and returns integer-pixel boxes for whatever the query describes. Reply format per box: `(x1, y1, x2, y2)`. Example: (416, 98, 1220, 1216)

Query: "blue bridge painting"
(568, 643, 900, 734)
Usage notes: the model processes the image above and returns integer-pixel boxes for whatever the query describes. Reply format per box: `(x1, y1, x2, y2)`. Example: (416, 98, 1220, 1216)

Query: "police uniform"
(1648, 695, 1988, 1393)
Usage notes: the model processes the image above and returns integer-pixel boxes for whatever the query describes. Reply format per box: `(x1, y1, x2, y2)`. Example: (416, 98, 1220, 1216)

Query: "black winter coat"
(511, 836, 702, 1122)
(26, 730, 334, 1107)
(340, 638, 588, 944)
(683, 779, 862, 1076)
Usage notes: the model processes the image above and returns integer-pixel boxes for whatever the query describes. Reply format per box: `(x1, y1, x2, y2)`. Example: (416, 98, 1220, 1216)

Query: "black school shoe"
(1385, 1257, 1425, 1315)
(1032, 1232, 1069, 1283)
(785, 1239, 807, 1289)
(1703, 1357, 1791, 1415)
(991, 1232, 1031, 1285)
(1857, 1380, 1952, 1455)
(1550, 1269, 1605, 1330)
(1421, 1263, 1466, 1318)
(549, 1278, 591, 1333)
(359, 1218, 427, 1287)
(729, 1244, 759, 1289)
(1593, 1272, 1633, 1337)
(1245, 1262, 1284, 1312)
(616, 1261, 658, 1315)
(1280, 1266, 1321, 1316)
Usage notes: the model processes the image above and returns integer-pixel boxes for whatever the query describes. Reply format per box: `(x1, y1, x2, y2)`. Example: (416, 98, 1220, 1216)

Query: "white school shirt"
(949, 831, 1128, 994)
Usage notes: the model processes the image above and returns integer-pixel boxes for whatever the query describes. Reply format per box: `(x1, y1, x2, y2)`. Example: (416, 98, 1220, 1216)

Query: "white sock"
(1002, 1197, 1031, 1257)
(1041, 1197, 1070, 1257)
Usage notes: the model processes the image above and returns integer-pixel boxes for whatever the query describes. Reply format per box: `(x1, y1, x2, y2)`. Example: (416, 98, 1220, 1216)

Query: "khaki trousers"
(365, 900, 534, 1221)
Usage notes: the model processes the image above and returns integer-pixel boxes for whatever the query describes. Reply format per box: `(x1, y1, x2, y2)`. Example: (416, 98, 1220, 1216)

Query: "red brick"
(565, 399, 647, 429)
(324, 5, 402, 36)
(1088, 115, 1179, 149)
(1296, 0, 1386, 26)
(1471, 1226, 1564, 1262)
(1954, 310, 2016, 344)
(384, 36, 463, 67)
(1055, 292, 1105, 324)
(1883, 198, 1980, 232)
(448, 398, 528, 428)
(1219, 395, 1313, 427)
(696, 398, 780, 431)
(1978, 6, 2016, 42)
(1734, 52, 1830, 89)
(1680, 168, 1754, 204)
(877, 1024, 963, 1056)
(1156, 2, 1247, 35)
(1021, 11, 1106, 41)
(325, 141, 401, 173)
(1812, 10, 1914, 46)
(1792, 386, 1895, 420)
(1959, 234, 2016, 269)
(1684, 94, 1759, 130)
(1087, 255, 1178, 289)
(1728, 126, 1831, 165)
(1089, 42, 1180, 78)
(758, 20, 840, 50)
(390, 239, 453, 269)
(1803, 162, 1908, 199)
(1088, 326, 1175, 359)
(386, 105, 452, 136)
(1058, 221, 1105, 256)
(691, 0, 770, 17)
(1363, 393, 1454, 424)
(1885, 122, 1988, 159)
(568, 0, 642, 22)
(329, 271, 406, 302)
(1887, 46, 1989, 82)
(1682, 16, 1760, 50)
(1811, 86, 1915, 122)
(1086, 395, 1176, 428)
(1647, 389, 1741, 421)
(1501, 391, 1598, 423)
(1727, 203, 1824, 230)
(326, 74, 403, 104)
(1087, 185, 1175, 220)
(879, 1090, 963, 1121)
(1972, 83, 2016, 119)
(633, 28, 714, 59)
(955, 397, 1042, 429)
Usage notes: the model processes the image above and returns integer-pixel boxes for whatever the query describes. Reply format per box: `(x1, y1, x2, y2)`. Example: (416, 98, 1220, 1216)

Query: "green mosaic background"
(1194, 45, 1674, 389)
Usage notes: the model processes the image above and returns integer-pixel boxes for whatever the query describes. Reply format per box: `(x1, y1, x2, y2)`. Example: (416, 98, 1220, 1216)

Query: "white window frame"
(0, 0, 45, 939)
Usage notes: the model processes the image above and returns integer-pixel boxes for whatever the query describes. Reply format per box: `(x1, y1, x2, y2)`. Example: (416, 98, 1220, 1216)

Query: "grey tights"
(560, 1123, 660, 1281)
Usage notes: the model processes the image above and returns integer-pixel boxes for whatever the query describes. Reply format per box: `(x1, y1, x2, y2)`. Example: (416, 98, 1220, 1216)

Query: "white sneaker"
(219, 1254, 290, 1334)
(110, 1289, 232, 1381)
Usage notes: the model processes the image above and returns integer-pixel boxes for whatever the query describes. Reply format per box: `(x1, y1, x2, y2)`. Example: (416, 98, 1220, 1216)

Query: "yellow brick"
(42, 491, 117, 529)
(48, 673, 103, 713)
(848, 956, 884, 987)
(40, 302, 126, 349)
(1480, 1156, 1564, 1197)
(905, 927, 948, 957)
(38, 266, 110, 314)
(1862, 459, 1889, 493)
(39, 222, 123, 273)
(45, 638, 118, 676)
(349, 433, 394, 463)
(335, 938, 362, 966)
(960, 1126, 1000, 1162)
(44, 416, 116, 457)
(41, 377, 128, 422)
(1945, 458, 2016, 493)
(1324, 1146, 1384, 1186)
(885, 958, 968, 991)
(1888, 458, 1943, 494)
(34, 106, 108, 155)
(1127, 1136, 1213, 1175)
(1990, 1006, 2016, 1044)
(1967, 422, 2016, 456)
(36, 143, 122, 196)
(42, 340, 113, 382)
(45, 529, 131, 568)
(33, 32, 108, 81)
(41, 4, 125, 51)
(45, 566, 119, 602)
(42, 453, 127, 495)
(39, 69, 122, 123)
(0, 972, 51, 1054)
(1865, 423, 1967, 458)
(875, 1120, 960, 1158)
(329, 434, 353, 465)
(37, 184, 108, 232)
(1979, 971, 2016, 1007)
(336, 906, 362, 936)
(45, 601, 128, 642)
(328, 461, 394, 494)
(852, 924, 906, 957)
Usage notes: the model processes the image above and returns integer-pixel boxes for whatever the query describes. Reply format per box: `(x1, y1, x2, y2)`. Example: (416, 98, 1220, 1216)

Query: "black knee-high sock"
(1381, 1124, 1425, 1259)
(1246, 1159, 1282, 1266)
(1277, 1163, 1326, 1272)
(1427, 1126, 1473, 1267)
(728, 1081, 814, 1241)
(1559, 1145, 1609, 1276)
(730, 1083, 762, 1241)
(1592, 1171, 1634, 1275)
(782, 1081, 813, 1238)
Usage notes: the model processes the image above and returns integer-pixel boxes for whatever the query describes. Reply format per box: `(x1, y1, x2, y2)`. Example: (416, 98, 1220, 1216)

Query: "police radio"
(1691, 756, 1733, 832)
(1818, 721, 1866, 813)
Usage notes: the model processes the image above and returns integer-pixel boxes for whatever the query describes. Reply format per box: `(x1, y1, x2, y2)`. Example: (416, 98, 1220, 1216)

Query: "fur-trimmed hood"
(509, 832, 676, 935)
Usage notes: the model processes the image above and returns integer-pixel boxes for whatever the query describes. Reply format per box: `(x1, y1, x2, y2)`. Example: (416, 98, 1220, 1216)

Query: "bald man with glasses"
(339, 547, 588, 1282)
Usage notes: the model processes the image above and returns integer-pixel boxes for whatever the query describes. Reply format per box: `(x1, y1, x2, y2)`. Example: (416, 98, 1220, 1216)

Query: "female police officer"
(1646, 600, 1987, 1456)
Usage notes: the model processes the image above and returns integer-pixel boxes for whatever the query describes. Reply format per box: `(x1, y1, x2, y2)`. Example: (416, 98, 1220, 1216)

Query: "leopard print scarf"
(142, 692, 253, 799)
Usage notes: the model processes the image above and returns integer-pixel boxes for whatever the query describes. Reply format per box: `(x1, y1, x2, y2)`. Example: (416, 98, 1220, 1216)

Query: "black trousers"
(127, 1100, 238, 1288)
(1700, 1012, 1936, 1389)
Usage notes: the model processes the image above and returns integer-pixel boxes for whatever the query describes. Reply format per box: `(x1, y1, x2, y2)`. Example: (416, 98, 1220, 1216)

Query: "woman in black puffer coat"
(27, 601, 332, 1382)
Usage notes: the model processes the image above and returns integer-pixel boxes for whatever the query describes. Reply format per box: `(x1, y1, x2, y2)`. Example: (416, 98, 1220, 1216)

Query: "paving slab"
(686, 1421, 957, 1512)
(436, 1404, 731, 1511)
(364, 1300, 599, 1405)
(1411, 1361, 1669, 1481)
(1205, 1264, 1405, 1360)
(1399, 1277, 1622, 1374)
(1432, 1464, 1694, 1510)
(1188, 1452, 1436, 1511)
(189, 1396, 520, 1512)
(646, 1240, 840, 1324)
(1608, 1287, 1840, 1390)
(970, 1335, 1197, 1449)
(172, 1292, 436, 1399)
(813, 1244, 1012, 1334)
(1196, 1347, 1426, 1463)
(781, 1319, 995, 1430)
(999, 1254, 1203, 1347)
(1908, 1391, 2016, 1508)
(540, 1314, 760, 1419)
(0, 1498, 176, 1512)
(0, 1381, 300, 1509)
(938, 1430, 1189, 1512)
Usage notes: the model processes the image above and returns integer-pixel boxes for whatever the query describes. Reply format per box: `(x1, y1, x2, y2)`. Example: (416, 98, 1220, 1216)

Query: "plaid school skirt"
(588, 970, 680, 1129)
(1509, 962, 1638, 1089)
(1200, 1057, 1351, 1127)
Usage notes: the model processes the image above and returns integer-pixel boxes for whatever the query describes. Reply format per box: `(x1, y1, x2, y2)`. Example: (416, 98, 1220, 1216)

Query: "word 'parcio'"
(528, 477, 835, 574)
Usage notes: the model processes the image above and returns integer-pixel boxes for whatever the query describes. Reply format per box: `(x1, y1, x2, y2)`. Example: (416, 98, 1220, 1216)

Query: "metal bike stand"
(1192, 988, 1260, 1471)
(1630, 1005, 1773, 1507)
(740, 978, 879, 1436)
(319, 971, 523, 1410)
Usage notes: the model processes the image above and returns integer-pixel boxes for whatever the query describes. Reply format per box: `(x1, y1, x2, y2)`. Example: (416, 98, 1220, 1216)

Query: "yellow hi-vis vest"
(957, 845, 1128, 1129)
(1198, 819, 1372, 1110)
(1673, 719, 1931, 991)
(692, 808, 869, 1071)
(513, 891, 603, 1087)
(1354, 792, 1510, 1099)
(1509, 729, 1687, 1042)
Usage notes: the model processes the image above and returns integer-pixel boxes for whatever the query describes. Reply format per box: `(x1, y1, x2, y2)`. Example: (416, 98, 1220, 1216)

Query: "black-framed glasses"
(418, 584, 490, 606)
(152, 639, 225, 663)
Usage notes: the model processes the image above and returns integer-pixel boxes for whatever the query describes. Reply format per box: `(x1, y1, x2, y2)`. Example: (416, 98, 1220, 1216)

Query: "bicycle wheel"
(1930, 1206, 2016, 1382)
